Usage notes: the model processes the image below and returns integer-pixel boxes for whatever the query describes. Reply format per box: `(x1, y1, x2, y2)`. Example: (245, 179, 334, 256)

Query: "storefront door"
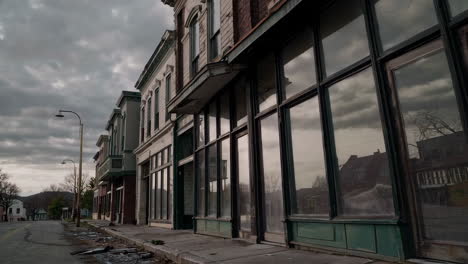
(387, 39, 468, 263)
(176, 161, 194, 229)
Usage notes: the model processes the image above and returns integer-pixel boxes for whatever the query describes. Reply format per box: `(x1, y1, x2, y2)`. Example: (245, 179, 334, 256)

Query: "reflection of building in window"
(339, 150, 393, 215)
(412, 131, 468, 206)
(294, 176, 329, 214)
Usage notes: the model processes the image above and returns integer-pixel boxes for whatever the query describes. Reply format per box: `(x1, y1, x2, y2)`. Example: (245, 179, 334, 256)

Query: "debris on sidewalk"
(108, 247, 137, 254)
(79, 246, 113, 255)
(64, 222, 173, 264)
(151, 239, 165, 245)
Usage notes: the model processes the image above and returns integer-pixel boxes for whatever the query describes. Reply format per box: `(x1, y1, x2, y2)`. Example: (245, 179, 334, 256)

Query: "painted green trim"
(290, 221, 407, 260)
(288, 217, 400, 225)
(195, 219, 232, 238)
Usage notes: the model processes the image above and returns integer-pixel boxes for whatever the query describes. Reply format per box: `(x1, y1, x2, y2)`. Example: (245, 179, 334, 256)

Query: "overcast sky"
(0, 0, 173, 196)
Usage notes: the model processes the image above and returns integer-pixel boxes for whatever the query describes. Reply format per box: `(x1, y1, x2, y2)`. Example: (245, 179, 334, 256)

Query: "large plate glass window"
(156, 171, 161, 219)
(235, 78, 248, 127)
(259, 114, 284, 235)
(237, 134, 251, 231)
(220, 92, 230, 135)
(281, 27, 316, 99)
(327, 68, 394, 216)
(320, 0, 369, 77)
(387, 40, 468, 248)
(208, 102, 217, 142)
(207, 144, 217, 217)
(220, 139, 231, 218)
(257, 53, 277, 112)
(449, 0, 468, 18)
(197, 151, 205, 216)
(197, 112, 205, 148)
(374, 0, 437, 51)
(287, 97, 329, 215)
(151, 173, 156, 218)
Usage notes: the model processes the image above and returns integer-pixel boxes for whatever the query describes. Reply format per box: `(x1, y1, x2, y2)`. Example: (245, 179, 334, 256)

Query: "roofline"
(96, 134, 109, 147)
(135, 30, 175, 91)
(105, 109, 121, 130)
(116, 90, 141, 108)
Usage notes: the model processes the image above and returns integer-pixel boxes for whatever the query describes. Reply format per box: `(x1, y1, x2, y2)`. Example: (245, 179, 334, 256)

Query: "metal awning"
(167, 61, 245, 114)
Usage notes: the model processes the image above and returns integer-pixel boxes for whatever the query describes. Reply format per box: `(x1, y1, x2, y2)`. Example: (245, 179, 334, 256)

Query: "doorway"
(176, 161, 194, 229)
(114, 188, 123, 224)
(387, 39, 468, 263)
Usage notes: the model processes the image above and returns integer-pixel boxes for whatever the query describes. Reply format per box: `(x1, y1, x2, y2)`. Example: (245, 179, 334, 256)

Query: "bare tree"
(0, 169, 20, 222)
(411, 110, 461, 141)
(59, 172, 89, 220)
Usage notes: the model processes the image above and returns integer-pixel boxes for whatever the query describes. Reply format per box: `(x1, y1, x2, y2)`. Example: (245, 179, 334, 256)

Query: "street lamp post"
(61, 159, 77, 221)
(56, 109, 84, 227)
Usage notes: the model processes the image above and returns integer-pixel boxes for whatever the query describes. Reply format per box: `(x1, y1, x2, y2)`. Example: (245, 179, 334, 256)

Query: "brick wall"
(233, 0, 277, 42)
(256, 0, 270, 23)
(220, 0, 234, 54)
(234, 0, 253, 42)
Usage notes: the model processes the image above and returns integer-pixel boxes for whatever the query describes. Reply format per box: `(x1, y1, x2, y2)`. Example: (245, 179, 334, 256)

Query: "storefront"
(169, 0, 468, 262)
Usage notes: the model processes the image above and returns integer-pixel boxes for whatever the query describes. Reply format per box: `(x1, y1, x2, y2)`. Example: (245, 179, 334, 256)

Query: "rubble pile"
(67, 227, 172, 264)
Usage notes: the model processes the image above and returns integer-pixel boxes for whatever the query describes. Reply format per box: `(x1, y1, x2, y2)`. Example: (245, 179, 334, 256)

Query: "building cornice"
(135, 30, 175, 91)
(133, 122, 174, 155)
(116, 90, 141, 108)
(105, 108, 121, 130)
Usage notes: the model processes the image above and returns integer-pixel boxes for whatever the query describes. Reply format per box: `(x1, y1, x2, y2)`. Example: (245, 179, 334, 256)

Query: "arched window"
(209, 0, 221, 60)
(190, 16, 200, 76)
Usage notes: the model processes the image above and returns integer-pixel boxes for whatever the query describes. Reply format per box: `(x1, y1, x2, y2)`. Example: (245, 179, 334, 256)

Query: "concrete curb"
(88, 223, 213, 264)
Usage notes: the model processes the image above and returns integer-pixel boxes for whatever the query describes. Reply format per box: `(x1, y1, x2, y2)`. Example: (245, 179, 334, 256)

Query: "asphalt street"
(0, 220, 85, 264)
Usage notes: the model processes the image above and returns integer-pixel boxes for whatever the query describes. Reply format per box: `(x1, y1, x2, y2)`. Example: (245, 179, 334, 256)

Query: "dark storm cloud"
(0, 0, 172, 195)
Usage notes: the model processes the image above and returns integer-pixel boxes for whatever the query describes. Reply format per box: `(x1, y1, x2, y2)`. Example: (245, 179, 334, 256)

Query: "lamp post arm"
(59, 110, 82, 125)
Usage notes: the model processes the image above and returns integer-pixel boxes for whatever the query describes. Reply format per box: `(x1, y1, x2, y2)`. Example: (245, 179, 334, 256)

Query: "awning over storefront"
(167, 62, 245, 114)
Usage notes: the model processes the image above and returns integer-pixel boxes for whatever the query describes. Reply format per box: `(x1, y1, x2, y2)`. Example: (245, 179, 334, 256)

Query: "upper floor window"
(165, 74, 172, 121)
(155, 89, 160, 130)
(121, 114, 126, 151)
(209, 0, 221, 60)
(140, 106, 145, 143)
(147, 97, 152, 137)
(190, 16, 200, 76)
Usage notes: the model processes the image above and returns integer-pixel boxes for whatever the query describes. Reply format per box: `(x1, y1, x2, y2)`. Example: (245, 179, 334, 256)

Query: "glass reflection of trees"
(260, 114, 284, 233)
(237, 135, 251, 231)
(393, 47, 468, 242)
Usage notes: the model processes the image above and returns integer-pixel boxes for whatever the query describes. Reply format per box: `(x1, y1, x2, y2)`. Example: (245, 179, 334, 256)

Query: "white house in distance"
(7, 199, 27, 221)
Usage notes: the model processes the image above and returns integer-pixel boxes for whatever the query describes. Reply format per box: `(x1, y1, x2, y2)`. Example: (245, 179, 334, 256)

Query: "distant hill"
(19, 191, 74, 217)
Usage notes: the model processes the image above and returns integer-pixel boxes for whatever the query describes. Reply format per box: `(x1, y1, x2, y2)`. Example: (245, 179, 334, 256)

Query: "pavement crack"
(23, 227, 73, 247)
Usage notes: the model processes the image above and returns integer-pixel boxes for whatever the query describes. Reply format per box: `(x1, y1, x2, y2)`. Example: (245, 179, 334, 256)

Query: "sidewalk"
(86, 220, 392, 264)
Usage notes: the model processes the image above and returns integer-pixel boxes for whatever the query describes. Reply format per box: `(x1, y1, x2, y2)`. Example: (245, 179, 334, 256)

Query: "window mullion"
(314, 12, 337, 219)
